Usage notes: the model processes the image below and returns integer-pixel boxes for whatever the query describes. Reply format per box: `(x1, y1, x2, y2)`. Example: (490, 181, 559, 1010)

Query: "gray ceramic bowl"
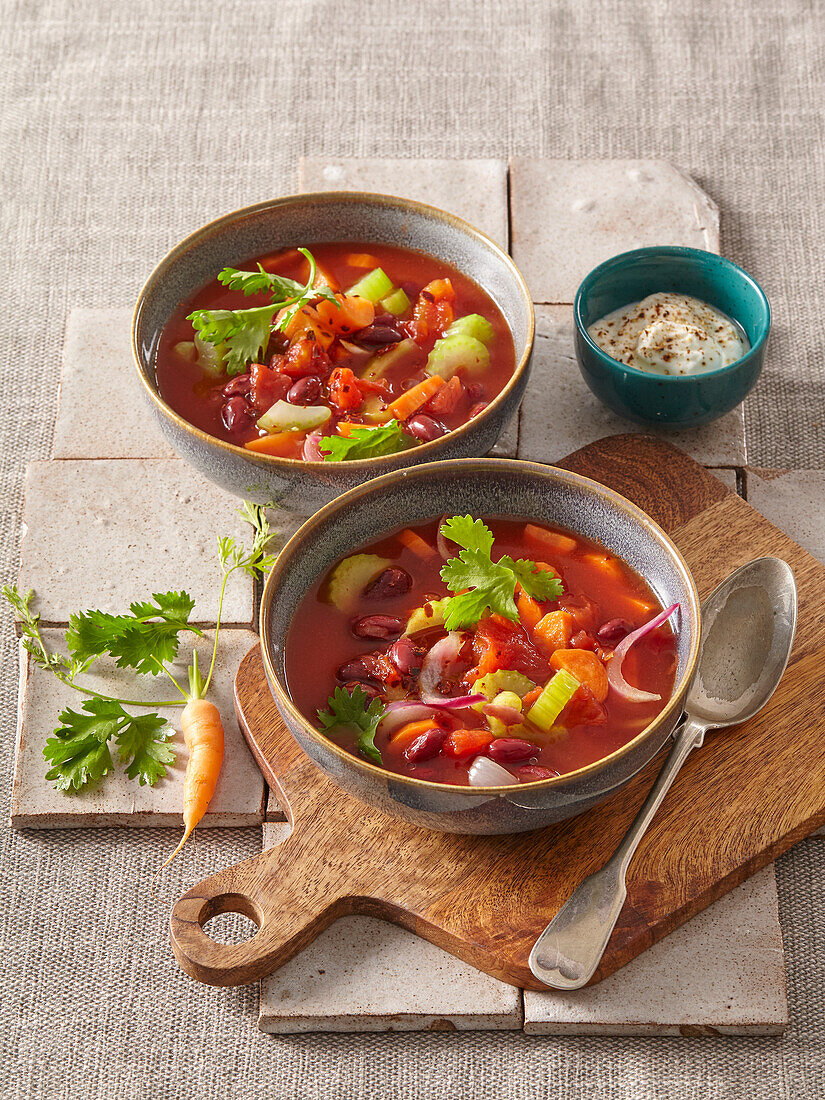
(260, 459, 701, 834)
(132, 193, 534, 512)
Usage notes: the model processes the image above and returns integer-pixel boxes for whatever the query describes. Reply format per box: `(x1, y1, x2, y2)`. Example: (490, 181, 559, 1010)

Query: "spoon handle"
(528, 714, 708, 990)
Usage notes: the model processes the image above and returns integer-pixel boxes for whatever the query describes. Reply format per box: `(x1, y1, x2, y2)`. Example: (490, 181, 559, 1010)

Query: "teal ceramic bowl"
(574, 246, 771, 427)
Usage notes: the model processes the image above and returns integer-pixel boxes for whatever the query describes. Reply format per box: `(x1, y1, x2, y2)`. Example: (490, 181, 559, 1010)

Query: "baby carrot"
(382, 376, 444, 423)
(159, 697, 225, 870)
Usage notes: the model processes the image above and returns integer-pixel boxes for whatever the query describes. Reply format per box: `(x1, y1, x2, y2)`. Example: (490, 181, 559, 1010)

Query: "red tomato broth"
(154, 242, 516, 455)
(284, 518, 679, 786)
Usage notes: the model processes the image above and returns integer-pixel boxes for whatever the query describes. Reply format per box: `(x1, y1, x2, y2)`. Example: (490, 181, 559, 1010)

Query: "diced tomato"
(327, 367, 363, 413)
(559, 684, 608, 728)
(570, 630, 597, 651)
(422, 278, 456, 302)
(443, 728, 492, 759)
(282, 336, 331, 379)
(433, 299, 454, 336)
(249, 362, 292, 411)
(558, 594, 599, 632)
(356, 376, 391, 398)
(425, 375, 464, 416)
(473, 616, 549, 681)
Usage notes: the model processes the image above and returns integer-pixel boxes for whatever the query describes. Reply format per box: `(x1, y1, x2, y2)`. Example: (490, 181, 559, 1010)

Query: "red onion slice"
(468, 756, 519, 787)
(607, 603, 679, 703)
(302, 431, 324, 463)
(377, 704, 438, 737)
(482, 702, 523, 726)
(420, 631, 466, 703)
(436, 515, 454, 561)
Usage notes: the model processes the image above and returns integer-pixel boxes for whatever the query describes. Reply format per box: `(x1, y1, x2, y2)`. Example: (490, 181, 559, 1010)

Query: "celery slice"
(381, 288, 412, 317)
(527, 670, 580, 732)
(347, 267, 394, 303)
(360, 338, 420, 382)
(194, 333, 227, 377)
(327, 553, 393, 612)
(470, 670, 537, 709)
(425, 333, 490, 380)
(403, 597, 450, 636)
(445, 314, 495, 344)
(486, 690, 524, 737)
(173, 340, 198, 362)
(257, 400, 331, 434)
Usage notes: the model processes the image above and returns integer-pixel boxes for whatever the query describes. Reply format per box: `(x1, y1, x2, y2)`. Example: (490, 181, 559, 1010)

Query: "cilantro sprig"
(317, 685, 386, 765)
(439, 515, 564, 630)
(3, 502, 278, 793)
(187, 247, 338, 376)
(319, 421, 409, 462)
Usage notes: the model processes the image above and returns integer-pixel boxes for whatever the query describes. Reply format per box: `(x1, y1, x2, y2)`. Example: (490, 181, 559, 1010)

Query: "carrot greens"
(2, 502, 277, 793)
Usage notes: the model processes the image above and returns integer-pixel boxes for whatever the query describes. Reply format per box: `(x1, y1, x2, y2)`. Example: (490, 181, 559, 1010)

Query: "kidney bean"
(597, 618, 633, 645)
(488, 738, 536, 763)
(363, 567, 412, 599)
(222, 374, 252, 398)
(465, 382, 486, 403)
(342, 679, 381, 700)
(373, 312, 397, 327)
(221, 396, 254, 434)
(356, 324, 404, 346)
(518, 764, 559, 781)
(351, 614, 404, 641)
(387, 636, 420, 675)
(406, 414, 446, 442)
(337, 657, 378, 683)
(468, 401, 488, 419)
(287, 376, 322, 405)
(403, 727, 447, 763)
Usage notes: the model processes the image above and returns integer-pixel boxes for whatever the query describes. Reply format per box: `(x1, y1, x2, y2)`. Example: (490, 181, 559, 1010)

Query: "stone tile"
(746, 468, 825, 564)
(708, 468, 739, 495)
(524, 867, 786, 1035)
(517, 306, 746, 467)
(510, 159, 720, 303)
(258, 827, 522, 1033)
(18, 459, 254, 625)
(489, 411, 519, 458)
(11, 630, 265, 828)
(300, 157, 509, 248)
(54, 309, 174, 460)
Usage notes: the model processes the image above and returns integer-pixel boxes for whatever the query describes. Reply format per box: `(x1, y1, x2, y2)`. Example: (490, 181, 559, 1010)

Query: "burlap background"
(2, 1, 824, 1096)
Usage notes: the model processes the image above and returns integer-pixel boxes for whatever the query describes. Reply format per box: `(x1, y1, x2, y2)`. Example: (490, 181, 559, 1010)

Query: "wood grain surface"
(170, 435, 825, 989)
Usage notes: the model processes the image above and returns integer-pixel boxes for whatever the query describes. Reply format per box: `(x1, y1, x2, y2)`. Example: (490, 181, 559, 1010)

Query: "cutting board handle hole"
(199, 892, 263, 946)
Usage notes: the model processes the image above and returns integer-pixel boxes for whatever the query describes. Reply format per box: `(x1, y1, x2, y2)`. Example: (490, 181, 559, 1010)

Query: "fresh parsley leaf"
(43, 698, 123, 791)
(66, 591, 198, 677)
(438, 515, 565, 630)
(319, 421, 409, 462)
(439, 515, 495, 556)
(317, 685, 386, 765)
(187, 304, 277, 377)
(115, 713, 176, 786)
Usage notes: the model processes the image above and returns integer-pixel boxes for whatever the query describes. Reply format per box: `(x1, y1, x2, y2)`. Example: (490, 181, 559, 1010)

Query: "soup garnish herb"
(319, 420, 408, 462)
(317, 684, 387, 765)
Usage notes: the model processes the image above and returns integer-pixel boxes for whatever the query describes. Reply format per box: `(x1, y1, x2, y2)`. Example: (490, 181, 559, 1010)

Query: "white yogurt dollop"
(587, 292, 748, 376)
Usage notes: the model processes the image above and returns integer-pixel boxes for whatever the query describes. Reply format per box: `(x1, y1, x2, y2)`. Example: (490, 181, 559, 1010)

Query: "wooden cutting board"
(170, 435, 825, 990)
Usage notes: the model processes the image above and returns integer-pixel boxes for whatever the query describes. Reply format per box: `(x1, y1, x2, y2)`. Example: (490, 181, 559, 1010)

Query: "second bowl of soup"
(133, 194, 534, 511)
(260, 459, 701, 833)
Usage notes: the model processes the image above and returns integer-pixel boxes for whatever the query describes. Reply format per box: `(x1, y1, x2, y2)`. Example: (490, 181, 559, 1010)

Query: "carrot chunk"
(443, 728, 493, 759)
(346, 252, 381, 268)
(244, 432, 303, 457)
(316, 294, 376, 334)
(382, 376, 444, 423)
(533, 609, 574, 654)
(524, 523, 577, 557)
(549, 649, 609, 702)
(398, 528, 438, 559)
(516, 591, 543, 631)
(390, 719, 442, 749)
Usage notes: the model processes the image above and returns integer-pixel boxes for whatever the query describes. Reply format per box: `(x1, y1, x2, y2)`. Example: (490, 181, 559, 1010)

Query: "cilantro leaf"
(438, 515, 566, 630)
(187, 305, 277, 377)
(319, 421, 409, 462)
(115, 713, 176, 786)
(440, 550, 521, 629)
(498, 557, 564, 601)
(439, 515, 494, 556)
(317, 685, 386, 764)
(218, 264, 304, 299)
(66, 591, 198, 676)
(42, 698, 123, 790)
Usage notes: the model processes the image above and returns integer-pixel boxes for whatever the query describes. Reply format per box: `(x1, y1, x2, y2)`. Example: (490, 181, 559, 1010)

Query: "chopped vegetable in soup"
(285, 516, 679, 786)
(154, 244, 517, 460)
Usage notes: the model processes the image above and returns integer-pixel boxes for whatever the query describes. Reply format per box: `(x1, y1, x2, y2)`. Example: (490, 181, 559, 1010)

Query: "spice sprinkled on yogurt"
(588, 293, 748, 376)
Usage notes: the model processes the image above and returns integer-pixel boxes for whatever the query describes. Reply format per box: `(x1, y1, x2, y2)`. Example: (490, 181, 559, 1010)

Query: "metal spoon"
(529, 556, 797, 990)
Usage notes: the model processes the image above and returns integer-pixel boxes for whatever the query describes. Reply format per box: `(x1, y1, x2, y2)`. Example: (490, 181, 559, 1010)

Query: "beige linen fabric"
(2, 1, 824, 1097)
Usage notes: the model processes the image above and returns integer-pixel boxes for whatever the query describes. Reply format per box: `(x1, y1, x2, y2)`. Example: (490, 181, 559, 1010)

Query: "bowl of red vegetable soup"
(132, 193, 534, 511)
(259, 459, 701, 834)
